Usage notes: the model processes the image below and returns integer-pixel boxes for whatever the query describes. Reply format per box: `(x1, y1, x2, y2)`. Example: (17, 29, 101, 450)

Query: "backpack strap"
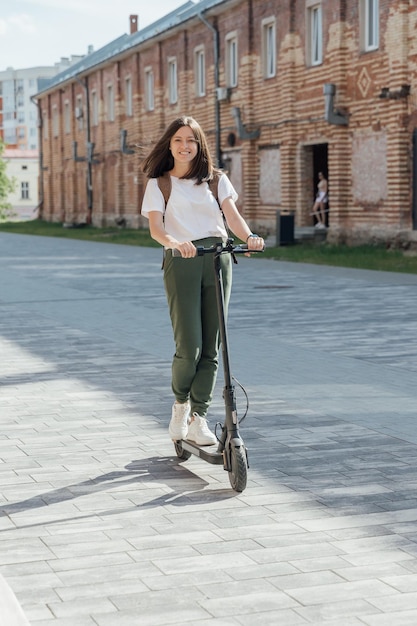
(208, 173, 220, 204)
(157, 171, 171, 208)
(156, 172, 171, 270)
(210, 171, 237, 263)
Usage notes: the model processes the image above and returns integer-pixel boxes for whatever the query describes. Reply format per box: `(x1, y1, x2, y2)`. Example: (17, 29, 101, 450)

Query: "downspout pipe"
(76, 76, 93, 224)
(198, 13, 223, 168)
(323, 83, 348, 126)
(30, 95, 44, 219)
(412, 129, 417, 230)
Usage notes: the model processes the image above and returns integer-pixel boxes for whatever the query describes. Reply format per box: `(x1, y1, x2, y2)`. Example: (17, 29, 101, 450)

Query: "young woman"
(141, 116, 264, 446)
(311, 171, 328, 229)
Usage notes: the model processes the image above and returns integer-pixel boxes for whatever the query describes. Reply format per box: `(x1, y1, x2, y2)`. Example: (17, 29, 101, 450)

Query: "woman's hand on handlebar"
(174, 241, 196, 258)
(245, 235, 265, 256)
(246, 235, 265, 251)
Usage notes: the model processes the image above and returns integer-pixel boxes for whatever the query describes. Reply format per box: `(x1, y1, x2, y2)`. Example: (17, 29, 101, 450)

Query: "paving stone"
(287, 579, 396, 605)
(295, 597, 380, 621)
(2, 233, 417, 624)
(235, 608, 308, 625)
(362, 610, 417, 625)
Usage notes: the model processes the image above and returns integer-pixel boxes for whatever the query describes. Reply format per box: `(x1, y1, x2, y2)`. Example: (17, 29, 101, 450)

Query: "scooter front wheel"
(228, 445, 248, 492)
(174, 441, 192, 461)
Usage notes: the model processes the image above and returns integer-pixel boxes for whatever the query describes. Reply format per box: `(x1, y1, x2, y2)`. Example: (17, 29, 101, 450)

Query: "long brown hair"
(141, 116, 215, 184)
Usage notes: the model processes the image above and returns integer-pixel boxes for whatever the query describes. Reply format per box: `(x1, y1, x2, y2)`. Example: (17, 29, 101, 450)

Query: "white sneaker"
(169, 402, 190, 441)
(187, 413, 217, 446)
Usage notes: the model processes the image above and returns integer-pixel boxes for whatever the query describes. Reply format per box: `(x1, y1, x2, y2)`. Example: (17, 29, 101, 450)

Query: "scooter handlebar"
(172, 241, 264, 257)
(196, 244, 250, 256)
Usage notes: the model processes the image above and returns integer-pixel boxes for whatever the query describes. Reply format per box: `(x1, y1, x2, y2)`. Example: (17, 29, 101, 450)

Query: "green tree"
(0, 140, 17, 221)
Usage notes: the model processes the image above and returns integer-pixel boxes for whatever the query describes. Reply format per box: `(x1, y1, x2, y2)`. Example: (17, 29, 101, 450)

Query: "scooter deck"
(180, 439, 224, 465)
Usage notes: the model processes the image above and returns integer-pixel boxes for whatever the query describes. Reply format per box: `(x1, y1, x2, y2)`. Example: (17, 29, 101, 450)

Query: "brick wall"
(37, 0, 417, 242)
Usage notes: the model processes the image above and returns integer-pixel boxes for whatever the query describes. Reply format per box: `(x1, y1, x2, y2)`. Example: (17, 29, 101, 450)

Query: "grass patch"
(1, 218, 417, 274)
(261, 242, 417, 274)
(0, 219, 159, 248)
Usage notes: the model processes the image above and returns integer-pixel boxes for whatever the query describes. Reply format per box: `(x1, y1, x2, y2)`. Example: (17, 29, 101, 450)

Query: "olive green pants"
(163, 238, 232, 417)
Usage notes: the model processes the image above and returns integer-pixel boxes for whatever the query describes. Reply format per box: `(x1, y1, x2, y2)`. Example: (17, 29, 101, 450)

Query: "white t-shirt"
(141, 173, 238, 245)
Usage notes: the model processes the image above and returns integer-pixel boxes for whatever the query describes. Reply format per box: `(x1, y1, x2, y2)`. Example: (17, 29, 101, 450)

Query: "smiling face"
(169, 126, 199, 170)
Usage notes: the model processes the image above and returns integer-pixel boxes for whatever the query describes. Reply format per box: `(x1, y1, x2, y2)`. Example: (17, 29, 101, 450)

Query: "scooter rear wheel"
(228, 445, 248, 492)
(174, 440, 192, 461)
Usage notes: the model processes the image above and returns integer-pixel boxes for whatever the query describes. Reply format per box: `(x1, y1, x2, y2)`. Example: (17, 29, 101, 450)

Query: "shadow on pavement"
(0, 456, 237, 529)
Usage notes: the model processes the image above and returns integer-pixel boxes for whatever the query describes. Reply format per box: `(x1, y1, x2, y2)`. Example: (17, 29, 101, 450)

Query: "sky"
(0, 0, 191, 71)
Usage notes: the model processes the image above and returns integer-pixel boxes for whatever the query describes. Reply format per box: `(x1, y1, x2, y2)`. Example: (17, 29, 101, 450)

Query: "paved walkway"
(1, 232, 417, 625)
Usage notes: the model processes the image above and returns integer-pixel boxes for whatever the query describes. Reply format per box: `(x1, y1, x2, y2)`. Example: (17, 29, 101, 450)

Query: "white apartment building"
(0, 57, 85, 150)
(3, 149, 39, 220)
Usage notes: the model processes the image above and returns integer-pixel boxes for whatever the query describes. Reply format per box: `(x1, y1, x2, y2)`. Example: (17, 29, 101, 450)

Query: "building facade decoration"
(33, 0, 416, 243)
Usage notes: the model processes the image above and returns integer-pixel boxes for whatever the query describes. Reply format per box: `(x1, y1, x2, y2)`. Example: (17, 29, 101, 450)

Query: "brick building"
(34, 0, 417, 244)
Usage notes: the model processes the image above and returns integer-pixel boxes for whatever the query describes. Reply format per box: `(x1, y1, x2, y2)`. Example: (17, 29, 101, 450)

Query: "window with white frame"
(307, 2, 323, 66)
(91, 90, 98, 126)
(107, 84, 115, 122)
(125, 77, 133, 116)
(21, 181, 29, 200)
(262, 18, 276, 78)
(361, 0, 379, 51)
(168, 58, 178, 104)
(195, 47, 205, 96)
(64, 101, 71, 134)
(52, 104, 59, 137)
(145, 68, 154, 111)
(225, 33, 238, 88)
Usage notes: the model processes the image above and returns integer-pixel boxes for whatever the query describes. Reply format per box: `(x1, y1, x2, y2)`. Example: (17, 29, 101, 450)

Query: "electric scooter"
(172, 239, 262, 492)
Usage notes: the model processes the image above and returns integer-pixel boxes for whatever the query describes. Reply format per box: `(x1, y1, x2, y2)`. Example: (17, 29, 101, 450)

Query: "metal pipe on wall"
(198, 13, 223, 169)
(412, 129, 417, 230)
(30, 95, 44, 219)
(76, 76, 93, 224)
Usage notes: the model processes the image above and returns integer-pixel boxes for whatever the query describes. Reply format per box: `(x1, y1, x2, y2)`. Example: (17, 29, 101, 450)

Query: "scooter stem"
(212, 245, 240, 454)
(213, 245, 233, 389)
